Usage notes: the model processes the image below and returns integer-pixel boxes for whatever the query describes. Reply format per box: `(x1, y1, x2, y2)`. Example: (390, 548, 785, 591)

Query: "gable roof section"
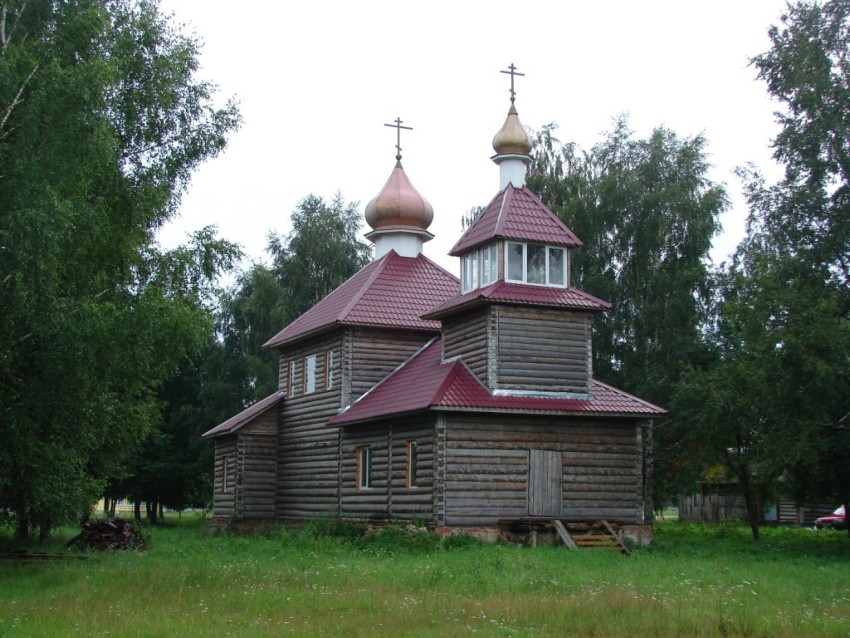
(264, 251, 459, 349)
(328, 339, 666, 426)
(422, 279, 610, 320)
(450, 184, 582, 256)
(202, 392, 284, 438)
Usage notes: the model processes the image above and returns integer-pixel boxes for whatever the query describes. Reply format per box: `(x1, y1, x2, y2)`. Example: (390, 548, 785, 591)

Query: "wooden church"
(203, 68, 665, 543)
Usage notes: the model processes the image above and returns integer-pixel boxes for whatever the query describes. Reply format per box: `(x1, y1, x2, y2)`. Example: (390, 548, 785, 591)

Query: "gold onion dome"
(492, 103, 532, 155)
(365, 159, 434, 232)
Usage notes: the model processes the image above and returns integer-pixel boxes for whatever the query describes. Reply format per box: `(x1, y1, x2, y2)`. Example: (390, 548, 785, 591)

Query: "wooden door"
(528, 449, 562, 516)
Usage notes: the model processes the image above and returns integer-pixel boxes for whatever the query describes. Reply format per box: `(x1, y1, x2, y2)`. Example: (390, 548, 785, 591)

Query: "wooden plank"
(601, 519, 631, 555)
(553, 520, 578, 550)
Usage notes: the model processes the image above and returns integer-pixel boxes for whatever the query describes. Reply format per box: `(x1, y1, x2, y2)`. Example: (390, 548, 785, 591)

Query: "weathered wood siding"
(339, 416, 436, 522)
(276, 332, 346, 518)
(212, 436, 237, 518)
(237, 411, 278, 519)
(441, 308, 490, 384)
(440, 415, 644, 526)
(492, 306, 592, 394)
(347, 328, 434, 405)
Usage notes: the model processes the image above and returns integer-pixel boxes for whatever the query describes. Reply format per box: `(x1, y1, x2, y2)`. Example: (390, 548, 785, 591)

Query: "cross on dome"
(500, 63, 524, 104)
(384, 117, 412, 161)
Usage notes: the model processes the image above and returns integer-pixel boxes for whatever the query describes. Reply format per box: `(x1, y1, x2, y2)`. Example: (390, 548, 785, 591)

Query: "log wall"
(439, 414, 644, 526)
(441, 308, 490, 384)
(212, 437, 237, 518)
(347, 328, 435, 405)
(339, 415, 436, 522)
(275, 328, 433, 519)
(492, 306, 592, 394)
(276, 332, 346, 518)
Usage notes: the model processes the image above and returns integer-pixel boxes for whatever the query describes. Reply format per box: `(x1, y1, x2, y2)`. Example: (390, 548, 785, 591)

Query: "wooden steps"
(554, 519, 630, 555)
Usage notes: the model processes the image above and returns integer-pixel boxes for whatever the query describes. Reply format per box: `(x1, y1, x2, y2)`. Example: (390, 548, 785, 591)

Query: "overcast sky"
(156, 0, 789, 277)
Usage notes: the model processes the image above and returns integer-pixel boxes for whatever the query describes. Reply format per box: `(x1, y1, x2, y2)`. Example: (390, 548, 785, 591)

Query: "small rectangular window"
(325, 350, 334, 390)
(406, 441, 418, 489)
(304, 354, 316, 394)
(357, 447, 372, 489)
(507, 242, 524, 282)
(222, 456, 230, 492)
(461, 252, 479, 293)
(548, 246, 565, 286)
(481, 243, 498, 286)
(527, 243, 546, 284)
(288, 361, 296, 397)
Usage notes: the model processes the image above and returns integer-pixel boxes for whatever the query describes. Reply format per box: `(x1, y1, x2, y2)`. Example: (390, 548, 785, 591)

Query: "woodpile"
(66, 518, 146, 551)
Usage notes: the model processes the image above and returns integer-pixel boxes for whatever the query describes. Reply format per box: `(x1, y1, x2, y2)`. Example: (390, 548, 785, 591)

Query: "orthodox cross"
(384, 117, 412, 160)
(500, 63, 524, 104)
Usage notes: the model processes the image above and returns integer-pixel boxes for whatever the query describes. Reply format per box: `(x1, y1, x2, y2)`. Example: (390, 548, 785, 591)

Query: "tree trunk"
(15, 516, 29, 541)
(134, 500, 142, 523)
(38, 517, 50, 545)
(739, 473, 760, 542)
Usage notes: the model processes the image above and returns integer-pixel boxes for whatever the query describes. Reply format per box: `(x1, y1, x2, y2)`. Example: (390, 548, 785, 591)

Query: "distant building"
(203, 68, 666, 543)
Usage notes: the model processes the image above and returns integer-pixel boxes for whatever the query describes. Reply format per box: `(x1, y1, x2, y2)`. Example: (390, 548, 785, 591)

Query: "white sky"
(157, 0, 789, 277)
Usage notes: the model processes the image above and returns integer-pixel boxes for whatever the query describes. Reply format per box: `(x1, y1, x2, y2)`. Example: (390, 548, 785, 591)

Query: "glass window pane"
(487, 244, 499, 283)
(527, 244, 546, 284)
(481, 247, 491, 286)
(548, 247, 564, 286)
(507, 243, 524, 281)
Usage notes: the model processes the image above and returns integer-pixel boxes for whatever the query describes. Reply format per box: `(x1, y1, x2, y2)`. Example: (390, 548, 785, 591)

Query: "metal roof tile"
(450, 185, 582, 255)
(264, 251, 459, 348)
(202, 392, 284, 438)
(422, 280, 610, 319)
(328, 339, 666, 426)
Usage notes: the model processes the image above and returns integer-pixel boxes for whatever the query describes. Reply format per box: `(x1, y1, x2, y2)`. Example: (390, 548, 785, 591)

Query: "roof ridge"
(432, 357, 488, 406)
(519, 186, 583, 246)
(337, 250, 393, 320)
(333, 336, 439, 421)
(493, 184, 513, 237)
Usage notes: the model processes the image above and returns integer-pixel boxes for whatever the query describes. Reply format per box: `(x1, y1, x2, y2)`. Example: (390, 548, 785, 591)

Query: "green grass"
(1, 516, 849, 637)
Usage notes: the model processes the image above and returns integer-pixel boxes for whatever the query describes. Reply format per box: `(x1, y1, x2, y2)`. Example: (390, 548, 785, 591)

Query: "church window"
(461, 252, 479, 293)
(356, 447, 372, 489)
(304, 355, 316, 394)
(548, 246, 565, 286)
(222, 456, 231, 492)
(288, 361, 296, 397)
(325, 350, 334, 390)
(507, 242, 524, 281)
(505, 242, 567, 287)
(481, 244, 498, 286)
(406, 441, 418, 489)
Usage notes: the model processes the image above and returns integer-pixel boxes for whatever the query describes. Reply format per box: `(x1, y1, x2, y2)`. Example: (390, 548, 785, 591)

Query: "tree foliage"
(216, 193, 372, 403)
(528, 118, 727, 406)
(0, 0, 240, 538)
(673, 0, 850, 539)
(527, 119, 728, 509)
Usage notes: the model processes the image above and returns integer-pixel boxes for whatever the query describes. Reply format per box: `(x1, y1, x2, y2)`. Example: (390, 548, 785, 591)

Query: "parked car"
(814, 505, 846, 530)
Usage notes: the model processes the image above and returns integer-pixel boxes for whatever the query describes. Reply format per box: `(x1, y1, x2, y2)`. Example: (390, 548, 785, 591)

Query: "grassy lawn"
(1, 516, 849, 637)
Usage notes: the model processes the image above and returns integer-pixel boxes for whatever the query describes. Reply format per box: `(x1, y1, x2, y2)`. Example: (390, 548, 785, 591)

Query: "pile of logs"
(66, 518, 147, 551)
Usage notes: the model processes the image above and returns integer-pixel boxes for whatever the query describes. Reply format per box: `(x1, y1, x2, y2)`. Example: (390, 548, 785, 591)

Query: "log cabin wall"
(492, 306, 592, 394)
(441, 308, 491, 385)
(339, 415, 436, 523)
(212, 436, 237, 519)
(439, 414, 644, 526)
(347, 328, 435, 405)
(276, 332, 346, 519)
(236, 412, 279, 520)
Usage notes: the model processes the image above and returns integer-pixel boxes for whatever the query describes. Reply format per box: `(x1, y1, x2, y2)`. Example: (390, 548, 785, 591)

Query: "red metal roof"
(422, 280, 610, 320)
(328, 339, 666, 426)
(450, 185, 582, 256)
(264, 251, 459, 349)
(202, 392, 283, 438)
